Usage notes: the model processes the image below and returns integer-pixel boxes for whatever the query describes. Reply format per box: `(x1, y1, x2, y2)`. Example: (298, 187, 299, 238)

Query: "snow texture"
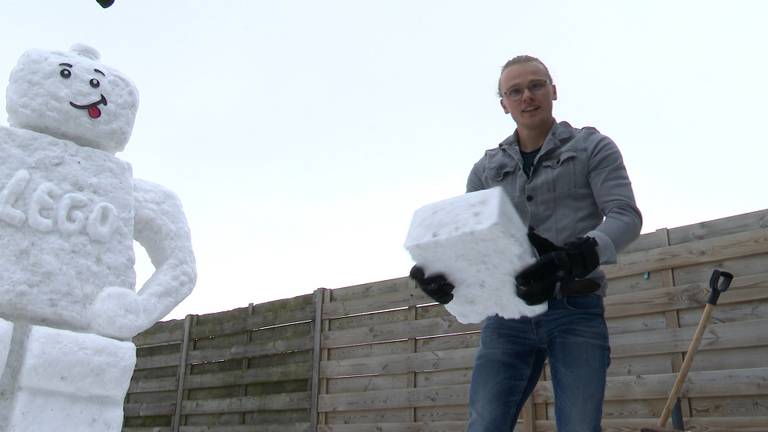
(0, 319, 11, 375)
(0, 44, 196, 432)
(0, 127, 135, 333)
(2, 325, 135, 432)
(6, 44, 138, 154)
(404, 186, 547, 323)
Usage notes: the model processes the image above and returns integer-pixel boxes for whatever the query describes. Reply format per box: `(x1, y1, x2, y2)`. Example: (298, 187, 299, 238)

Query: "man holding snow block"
(410, 56, 642, 431)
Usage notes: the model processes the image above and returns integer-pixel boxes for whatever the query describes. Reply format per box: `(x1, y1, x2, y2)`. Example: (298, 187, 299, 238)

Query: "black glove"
(514, 229, 600, 305)
(97, 0, 115, 8)
(410, 265, 455, 304)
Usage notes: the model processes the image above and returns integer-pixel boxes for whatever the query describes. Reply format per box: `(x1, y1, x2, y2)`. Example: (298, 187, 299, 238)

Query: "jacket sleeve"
(466, 158, 486, 193)
(584, 136, 642, 264)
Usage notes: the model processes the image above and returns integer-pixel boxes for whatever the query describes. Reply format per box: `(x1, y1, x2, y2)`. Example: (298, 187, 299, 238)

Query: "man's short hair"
(497, 55, 553, 97)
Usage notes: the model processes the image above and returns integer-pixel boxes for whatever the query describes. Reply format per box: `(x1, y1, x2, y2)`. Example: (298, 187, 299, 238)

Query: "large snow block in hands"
(404, 187, 546, 323)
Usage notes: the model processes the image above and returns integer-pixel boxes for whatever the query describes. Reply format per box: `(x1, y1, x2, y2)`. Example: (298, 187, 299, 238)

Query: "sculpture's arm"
(88, 179, 196, 340)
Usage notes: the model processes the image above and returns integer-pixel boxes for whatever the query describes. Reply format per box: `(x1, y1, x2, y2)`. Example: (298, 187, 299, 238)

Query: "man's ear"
(500, 98, 510, 114)
(552, 84, 558, 101)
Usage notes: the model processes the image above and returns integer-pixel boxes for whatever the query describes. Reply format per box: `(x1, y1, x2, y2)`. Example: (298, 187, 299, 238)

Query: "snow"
(0, 44, 195, 431)
(0, 126, 135, 332)
(4, 325, 135, 432)
(6, 45, 138, 154)
(404, 186, 547, 323)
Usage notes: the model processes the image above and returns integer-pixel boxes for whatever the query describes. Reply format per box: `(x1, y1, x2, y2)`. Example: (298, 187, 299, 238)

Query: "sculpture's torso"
(0, 126, 135, 331)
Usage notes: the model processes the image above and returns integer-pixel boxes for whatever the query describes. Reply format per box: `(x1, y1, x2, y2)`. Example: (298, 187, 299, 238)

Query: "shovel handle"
(658, 269, 732, 427)
(658, 303, 714, 427)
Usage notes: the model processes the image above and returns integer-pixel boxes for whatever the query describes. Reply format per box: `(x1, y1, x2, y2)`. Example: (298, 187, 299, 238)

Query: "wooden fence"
(124, 209, 768, 431)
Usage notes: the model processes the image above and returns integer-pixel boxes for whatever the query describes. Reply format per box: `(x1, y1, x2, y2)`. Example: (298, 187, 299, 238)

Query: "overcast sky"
(1, 1, 765, 320)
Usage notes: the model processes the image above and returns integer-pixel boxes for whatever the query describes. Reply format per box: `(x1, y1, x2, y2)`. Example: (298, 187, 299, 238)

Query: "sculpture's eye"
(60, 69, 72, 79)
(89, 78, 100, 88)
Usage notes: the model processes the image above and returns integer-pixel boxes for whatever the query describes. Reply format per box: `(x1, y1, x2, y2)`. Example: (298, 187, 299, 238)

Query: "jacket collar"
(499, 120, 576, 163)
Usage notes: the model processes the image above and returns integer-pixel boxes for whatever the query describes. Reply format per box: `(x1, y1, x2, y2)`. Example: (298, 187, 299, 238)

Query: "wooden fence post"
(521, 391, 536, 431)
(310, 288, 327, 431)
(407, 304, 417, 424)
(239, 303, 255, 425)
(658, 228, 692, 423)
(171, 314, 193, 432)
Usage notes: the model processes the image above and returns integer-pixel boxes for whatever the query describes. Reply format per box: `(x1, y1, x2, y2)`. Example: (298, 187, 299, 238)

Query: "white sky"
(1, 1, 765, 320)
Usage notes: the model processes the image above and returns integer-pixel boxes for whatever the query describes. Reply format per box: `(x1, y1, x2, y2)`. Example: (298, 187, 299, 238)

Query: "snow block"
(405, 186, 547, 323)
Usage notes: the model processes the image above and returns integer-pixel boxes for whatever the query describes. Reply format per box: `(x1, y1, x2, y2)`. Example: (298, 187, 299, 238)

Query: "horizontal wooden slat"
(129, 376, 178, 393)
(533, 416, 768, 432)
(179, 424, 310, 432)
(611, 318, 768, 358)
(133, 318, 186, 346)
(668, 208, 768, 245)
(319, 367, 768, 413)
(180, 392, 310, 415)
(318, 384, 468, 412)
(135, 352, 181, 370)
(317, 417, 768, 432)
(321, 348, 476, 378)
(329, 278, 413, 303)
(323, 284, 428, 319)
(191, 295, 314, 339)
(124, 401, 176, 417)
(123, 428, 172, 432)
(604, 272, 768, 318)
(129, 362, 312, 394)
(186, 362, 311, 389)
(533, 367, 768, 403)
(320, 314, 767, 363)
(604, 228, 768, 279)
(135, 334, 310, 370)
(187, 336, 313, 364)
(317, 421, 467, 431)
(322, 317, 479, 348)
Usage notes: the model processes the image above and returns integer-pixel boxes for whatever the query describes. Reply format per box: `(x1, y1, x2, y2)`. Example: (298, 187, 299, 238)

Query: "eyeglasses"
(502, 79, 550, 101)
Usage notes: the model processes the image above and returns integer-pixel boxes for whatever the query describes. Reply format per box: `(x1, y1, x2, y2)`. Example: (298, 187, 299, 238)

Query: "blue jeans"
(467, 295, 610, 432)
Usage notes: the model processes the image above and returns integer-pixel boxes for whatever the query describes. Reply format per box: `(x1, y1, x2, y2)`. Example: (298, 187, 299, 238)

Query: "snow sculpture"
(0, 44, 196, 431)
(404, 186, 546, 323)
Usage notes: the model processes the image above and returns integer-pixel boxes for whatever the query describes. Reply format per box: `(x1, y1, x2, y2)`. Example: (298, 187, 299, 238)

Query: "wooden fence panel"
(125, 295, 315, 432)
(125, 209, 768, 431)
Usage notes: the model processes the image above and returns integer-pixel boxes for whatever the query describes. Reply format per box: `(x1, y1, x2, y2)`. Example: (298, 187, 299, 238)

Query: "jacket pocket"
(541, 151, 578, 193)
(486, 160, 518, 184)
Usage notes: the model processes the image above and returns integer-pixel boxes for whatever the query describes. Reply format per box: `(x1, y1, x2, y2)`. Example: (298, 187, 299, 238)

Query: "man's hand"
(410, 265, 455, 304)
(515, 230, 600, 305)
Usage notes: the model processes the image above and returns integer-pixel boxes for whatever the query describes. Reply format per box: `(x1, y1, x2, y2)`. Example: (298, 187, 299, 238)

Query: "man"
(410, 56, 642, 431)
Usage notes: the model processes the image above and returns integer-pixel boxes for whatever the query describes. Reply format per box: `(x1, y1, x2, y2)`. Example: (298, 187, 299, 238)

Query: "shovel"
(640, 269, 733, 432)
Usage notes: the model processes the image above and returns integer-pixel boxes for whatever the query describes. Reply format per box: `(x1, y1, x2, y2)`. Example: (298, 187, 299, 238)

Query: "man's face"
(498, 62, 557, 131)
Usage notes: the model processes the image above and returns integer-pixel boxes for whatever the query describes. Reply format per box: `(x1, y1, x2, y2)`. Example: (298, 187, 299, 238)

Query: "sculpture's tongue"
(88, 105, 101, 119)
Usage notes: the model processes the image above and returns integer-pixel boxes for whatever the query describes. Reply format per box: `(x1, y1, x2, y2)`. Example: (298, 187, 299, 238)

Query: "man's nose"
(521, 87, 535, 101)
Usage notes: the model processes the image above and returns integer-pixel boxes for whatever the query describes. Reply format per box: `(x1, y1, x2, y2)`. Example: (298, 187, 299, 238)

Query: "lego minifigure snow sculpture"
(0, 44, 196, 431)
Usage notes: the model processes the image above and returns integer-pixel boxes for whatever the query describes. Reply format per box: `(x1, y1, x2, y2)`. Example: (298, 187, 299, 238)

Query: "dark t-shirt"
(520, 147, 541, 178)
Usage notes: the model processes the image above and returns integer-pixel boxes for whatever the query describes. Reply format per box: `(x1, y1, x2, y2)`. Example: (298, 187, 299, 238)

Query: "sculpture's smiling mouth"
(69, 94, 108, 119)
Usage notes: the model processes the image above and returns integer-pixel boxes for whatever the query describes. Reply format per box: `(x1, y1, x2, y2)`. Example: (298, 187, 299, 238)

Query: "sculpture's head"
(6, 44, 139, 154)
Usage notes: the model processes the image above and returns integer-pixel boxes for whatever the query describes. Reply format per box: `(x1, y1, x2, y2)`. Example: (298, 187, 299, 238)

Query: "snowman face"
(5, 48, 139, 154)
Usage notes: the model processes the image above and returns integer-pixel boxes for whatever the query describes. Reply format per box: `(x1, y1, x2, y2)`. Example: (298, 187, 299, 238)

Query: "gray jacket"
(466, 121, 642, 293)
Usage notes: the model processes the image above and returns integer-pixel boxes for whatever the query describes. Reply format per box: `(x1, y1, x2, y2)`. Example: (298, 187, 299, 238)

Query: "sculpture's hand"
(88, 286, 151, 340)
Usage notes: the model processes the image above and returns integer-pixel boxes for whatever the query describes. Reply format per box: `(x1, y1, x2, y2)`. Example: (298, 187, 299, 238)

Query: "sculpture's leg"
(0, 318, 25, 431)
(1, 324, 136, 432)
